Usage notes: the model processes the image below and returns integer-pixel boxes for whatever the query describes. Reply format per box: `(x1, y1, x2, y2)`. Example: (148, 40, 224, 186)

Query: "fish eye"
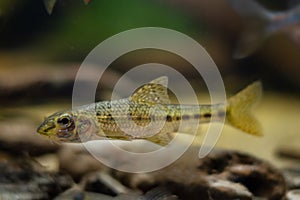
(57, 114, 72, 128)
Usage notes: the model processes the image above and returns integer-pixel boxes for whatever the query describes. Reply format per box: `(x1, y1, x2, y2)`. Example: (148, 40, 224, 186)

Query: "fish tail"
(228, 0, 274, 21)
(226, 81, 263, 136)
(228, 0, 277, 58)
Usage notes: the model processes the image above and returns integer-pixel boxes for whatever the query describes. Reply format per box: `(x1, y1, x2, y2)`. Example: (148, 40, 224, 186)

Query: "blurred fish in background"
(43, 0, 91, 14)
(43, 0, 56, 14)
(228, 0, 300, 59)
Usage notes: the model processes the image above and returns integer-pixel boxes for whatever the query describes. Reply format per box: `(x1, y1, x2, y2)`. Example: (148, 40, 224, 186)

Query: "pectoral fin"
(146, 132, 175, 146)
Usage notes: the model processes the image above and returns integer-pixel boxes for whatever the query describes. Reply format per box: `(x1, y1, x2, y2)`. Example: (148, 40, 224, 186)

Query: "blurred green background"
(1, 0, 300, 93)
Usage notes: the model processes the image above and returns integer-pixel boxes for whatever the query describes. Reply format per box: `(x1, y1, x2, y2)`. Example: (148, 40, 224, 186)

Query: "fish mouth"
(37, 121, 56, 136)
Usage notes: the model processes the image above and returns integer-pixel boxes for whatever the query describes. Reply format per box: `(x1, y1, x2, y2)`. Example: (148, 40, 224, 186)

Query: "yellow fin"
(227, 81, 262, 136)
(130, 76, 170, 104)
(146, 132, 175, 146)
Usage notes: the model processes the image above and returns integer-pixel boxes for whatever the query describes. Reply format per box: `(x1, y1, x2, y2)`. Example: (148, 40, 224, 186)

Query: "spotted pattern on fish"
(37, 76, 263, 146)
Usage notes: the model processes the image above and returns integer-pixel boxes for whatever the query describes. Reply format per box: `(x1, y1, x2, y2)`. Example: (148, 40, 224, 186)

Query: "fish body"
(228, 0, 300, 58)
(37, 77, 262, 146)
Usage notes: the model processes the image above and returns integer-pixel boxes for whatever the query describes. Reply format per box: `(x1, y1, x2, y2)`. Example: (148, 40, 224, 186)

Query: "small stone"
(84, 171, 132, 196)
(58, 145, 105, 179)
(206, 178, 252, 200)
(198, 150, 286, 199)
(282, 168, 300, 189)
(0, 153, 73, 199)
(286, 189, 300, 200)
(140, 186, 179, 200)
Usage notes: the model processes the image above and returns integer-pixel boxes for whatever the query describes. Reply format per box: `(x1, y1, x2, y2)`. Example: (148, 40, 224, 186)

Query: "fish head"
(37, 110, 96, 142)
(37, 111, 80, 142)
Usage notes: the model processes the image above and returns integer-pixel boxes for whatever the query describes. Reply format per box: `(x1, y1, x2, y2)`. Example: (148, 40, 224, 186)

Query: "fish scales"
(37, 76, 262, 146)
(93, 99, 226, 135)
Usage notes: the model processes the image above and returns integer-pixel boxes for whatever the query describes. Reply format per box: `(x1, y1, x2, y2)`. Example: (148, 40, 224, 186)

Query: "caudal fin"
(228, 0, 275, 58)
(227, 81, 263, 136)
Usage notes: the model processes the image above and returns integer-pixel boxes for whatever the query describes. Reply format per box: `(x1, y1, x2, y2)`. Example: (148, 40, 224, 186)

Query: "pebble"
(286, 189, 300, 200)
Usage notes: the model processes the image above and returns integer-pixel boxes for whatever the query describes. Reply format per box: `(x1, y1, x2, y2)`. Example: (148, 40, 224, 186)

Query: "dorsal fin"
(130, 76, 170, 104)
